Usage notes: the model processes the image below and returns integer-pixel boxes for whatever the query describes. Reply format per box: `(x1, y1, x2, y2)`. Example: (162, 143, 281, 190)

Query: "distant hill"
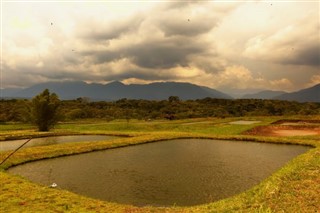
(0, 88, 21, 98)
(274, 84, 320, 103)
(1, 81, 232, 100)
(242, 90, 287, 99)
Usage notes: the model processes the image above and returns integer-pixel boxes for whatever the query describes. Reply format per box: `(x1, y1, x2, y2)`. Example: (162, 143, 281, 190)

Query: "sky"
(1, 0, 319, 95)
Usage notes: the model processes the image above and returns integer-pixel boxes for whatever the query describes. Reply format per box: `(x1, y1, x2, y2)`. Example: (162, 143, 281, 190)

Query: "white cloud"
(310, 75, 320, 84)
(189, 65, 294, 92)
(212, 65, 267, 89)
(270, 78, 294, 91)
(243, 10, 319, 66)
(305, 75, 320, 88)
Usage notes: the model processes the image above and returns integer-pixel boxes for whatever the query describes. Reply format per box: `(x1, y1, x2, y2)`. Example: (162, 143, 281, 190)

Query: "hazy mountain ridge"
(1, 81, 232, 100)
(1, 82, 319, 102)
(240, 85, 320, 102)
(242, 90, 287, 99)
(274, 83, 320, 102)
(0, 88, 21, 97)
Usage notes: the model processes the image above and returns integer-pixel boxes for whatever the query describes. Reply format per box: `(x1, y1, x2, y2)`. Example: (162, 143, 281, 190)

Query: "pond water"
(8, 139, 310, 207)
(0, 135, 117, 151)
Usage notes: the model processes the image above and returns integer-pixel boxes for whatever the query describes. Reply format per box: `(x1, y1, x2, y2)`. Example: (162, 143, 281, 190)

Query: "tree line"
(1, 91, 319, 126)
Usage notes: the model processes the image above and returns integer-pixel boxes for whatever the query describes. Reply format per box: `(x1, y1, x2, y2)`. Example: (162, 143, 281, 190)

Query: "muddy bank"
(272, 119, 320, 125)
(244, 125, 320, 137)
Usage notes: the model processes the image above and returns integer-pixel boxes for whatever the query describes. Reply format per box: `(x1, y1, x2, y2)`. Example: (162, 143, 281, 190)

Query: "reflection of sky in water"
(0, 135, 117, 151)
(9, 139, 310, 207)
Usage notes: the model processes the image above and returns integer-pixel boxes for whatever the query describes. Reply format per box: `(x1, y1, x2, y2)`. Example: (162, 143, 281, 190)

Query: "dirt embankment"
(272, 119, 320, 125)
(245, 120, 320, 137)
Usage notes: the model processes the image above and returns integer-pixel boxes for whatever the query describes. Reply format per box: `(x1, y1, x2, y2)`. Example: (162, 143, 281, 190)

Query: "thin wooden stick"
(0, 138, 32, 166)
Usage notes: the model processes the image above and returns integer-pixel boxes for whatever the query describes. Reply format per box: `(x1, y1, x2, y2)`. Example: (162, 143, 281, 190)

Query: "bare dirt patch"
(245, 125, 320, 137)
(272, 119, 320, 126)
(272, 130, 318, 136)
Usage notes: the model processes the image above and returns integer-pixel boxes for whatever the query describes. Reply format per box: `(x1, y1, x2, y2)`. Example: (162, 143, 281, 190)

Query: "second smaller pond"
(229, 120, 261, 125)
(0, 135, 117, 151)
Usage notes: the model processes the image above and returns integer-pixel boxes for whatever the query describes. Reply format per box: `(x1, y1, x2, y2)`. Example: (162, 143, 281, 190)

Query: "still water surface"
(0, 135, 117, 151)
(8, 139, 310, 207)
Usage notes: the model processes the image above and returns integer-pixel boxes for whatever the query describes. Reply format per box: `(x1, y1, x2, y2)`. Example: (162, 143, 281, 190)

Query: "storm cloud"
(74, 2, 220, 72)
(285, 45, 320, 66)
(78, 15, 144, 41)
(2, 1, 319, 92)
(83, 37, 209, 69)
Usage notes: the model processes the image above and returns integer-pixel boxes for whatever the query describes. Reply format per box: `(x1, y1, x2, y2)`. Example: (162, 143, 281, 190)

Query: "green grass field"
(0, 116, 319, 212)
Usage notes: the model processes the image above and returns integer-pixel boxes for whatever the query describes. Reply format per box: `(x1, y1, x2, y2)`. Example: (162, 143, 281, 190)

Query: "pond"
(8, 139, 310, 207)
(0, 135, 117, 151)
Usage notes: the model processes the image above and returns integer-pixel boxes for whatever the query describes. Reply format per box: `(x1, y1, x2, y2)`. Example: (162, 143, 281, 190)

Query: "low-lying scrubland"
(0, 117, 319, 212)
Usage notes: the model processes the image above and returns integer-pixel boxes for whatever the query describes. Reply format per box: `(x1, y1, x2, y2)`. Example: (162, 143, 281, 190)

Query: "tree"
(168, 96, 180, 103)
(31, 89, 60, 131)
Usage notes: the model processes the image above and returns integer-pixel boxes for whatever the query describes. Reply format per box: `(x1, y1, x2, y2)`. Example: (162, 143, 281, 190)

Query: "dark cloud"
(81, 50, 122, 64)
(79, 15, 144, 41)
(126, 38, 205, 69)
(74, 1, 223, 72)
(157, 18, 216, 37)
(2, 65, 48, 88)
(10, 1, 318, 92)
(2, 1, 241, 89)
(129, 45, 189, 69)
(283, 45, 320, 66)
(81, 36, 209, 70)
(244, 37, 320, 68)
(163, 1, 204, 10)
(155, 2, 219, 37)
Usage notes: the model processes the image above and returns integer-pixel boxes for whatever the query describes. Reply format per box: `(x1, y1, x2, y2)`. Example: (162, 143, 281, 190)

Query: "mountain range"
(1, 81, 232, 101)
(241, 84, 320, 102)
(274, 83, 320, 102)
(242, 90, 287, 100)
(1, 81, 319, 102)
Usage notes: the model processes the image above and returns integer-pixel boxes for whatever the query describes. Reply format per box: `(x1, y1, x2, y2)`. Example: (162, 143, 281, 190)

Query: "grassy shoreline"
(1, 117, 319, 212)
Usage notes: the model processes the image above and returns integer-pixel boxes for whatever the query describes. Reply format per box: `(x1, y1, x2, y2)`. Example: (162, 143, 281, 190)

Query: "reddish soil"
(272, 129, 318, 136)
(272, 119, 320, 125)
(245, 122, 320, 137)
